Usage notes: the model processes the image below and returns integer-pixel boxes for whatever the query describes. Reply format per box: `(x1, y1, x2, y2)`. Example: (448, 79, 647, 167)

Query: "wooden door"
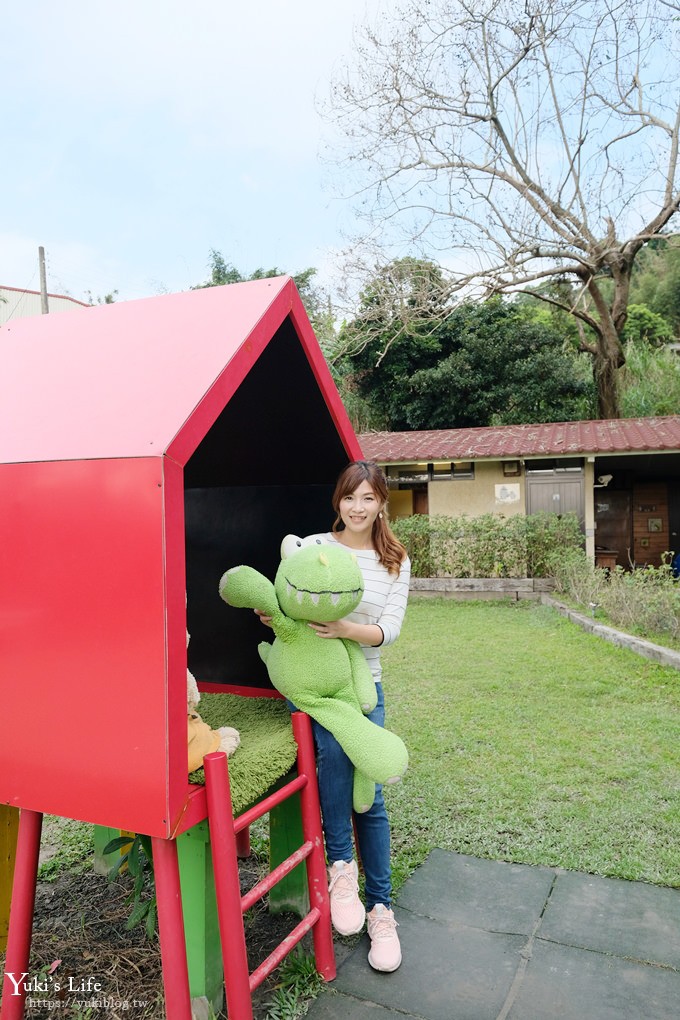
(413, 485, 429, 515)
(594, 490, 632, 568)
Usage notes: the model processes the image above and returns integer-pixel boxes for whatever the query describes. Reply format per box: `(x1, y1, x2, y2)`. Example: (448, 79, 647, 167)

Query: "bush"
(525, 513, 584, 578)
(547, 547, 605, 605)
(392, 512, 583, 578)
(598, 559, 680, 641)
(391, 512, 680, 642)
(548, 548, 680, 642)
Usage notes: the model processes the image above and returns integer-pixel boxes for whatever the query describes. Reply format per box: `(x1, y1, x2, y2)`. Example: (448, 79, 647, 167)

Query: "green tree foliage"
(333, 257, 455, 429)
(619, 341, 680, 417)
(628, 237, 680, 337)
(515, 283, 582, 350)
(621, 305, 674, 347)
(329, 257, 451, 430)
(408, 304, 594, 428)
(192, 249, 244, 287)
(192, 248, 317, 299)
(338, 261, 595, 429)
(521, 290, 674, 350)
(85, 289, 118, 305)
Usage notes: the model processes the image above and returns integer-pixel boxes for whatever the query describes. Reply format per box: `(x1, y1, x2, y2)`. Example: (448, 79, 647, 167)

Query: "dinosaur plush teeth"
(286, 582, 293, 596)
(330, 592, 341, 606)
(310, 592, 321, 605)
(296, 588, 305, 604)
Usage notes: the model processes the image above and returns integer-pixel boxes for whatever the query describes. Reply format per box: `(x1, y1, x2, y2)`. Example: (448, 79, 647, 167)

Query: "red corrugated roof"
(360, 417, 680, 462)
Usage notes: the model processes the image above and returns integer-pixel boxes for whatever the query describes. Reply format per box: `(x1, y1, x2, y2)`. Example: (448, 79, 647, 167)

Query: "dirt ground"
(1, 822, 316, 1020)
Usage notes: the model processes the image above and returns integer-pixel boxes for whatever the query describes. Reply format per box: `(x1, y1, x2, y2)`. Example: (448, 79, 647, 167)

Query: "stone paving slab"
(307, 849, 680, 1020)
(396, 847, 556, 934)
(540, 869, 680, 968)
(508, 938, 680, 1020)
(306, 995, 420, 1020)
(332, 910, 525, 1020)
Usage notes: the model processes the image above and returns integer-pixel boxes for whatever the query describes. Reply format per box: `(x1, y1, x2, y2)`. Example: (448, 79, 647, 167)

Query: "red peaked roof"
(360, 417, 680, 462)
(0, 276, 348, 466)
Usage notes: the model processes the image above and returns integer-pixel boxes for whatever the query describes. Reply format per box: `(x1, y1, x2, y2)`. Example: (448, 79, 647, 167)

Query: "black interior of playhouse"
(185, 316, 350, 688)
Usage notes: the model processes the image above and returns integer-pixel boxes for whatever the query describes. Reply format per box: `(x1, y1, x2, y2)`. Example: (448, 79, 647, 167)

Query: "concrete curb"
(541, 595, 680, 671)
(410, 577, 552, 599)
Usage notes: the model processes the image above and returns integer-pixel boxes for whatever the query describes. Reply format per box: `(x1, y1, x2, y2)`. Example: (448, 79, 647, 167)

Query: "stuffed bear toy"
(218, 535, 408, 812)
(187, 627, 240, 773)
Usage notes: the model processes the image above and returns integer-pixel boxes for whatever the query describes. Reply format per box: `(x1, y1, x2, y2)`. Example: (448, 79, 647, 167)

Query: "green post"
(94, 822, 224, 1011)
(268, 790, 309, 916)
(0, 804, 20, 953)
(93, 824, 124, 876)
(177, 820, 224, 1013)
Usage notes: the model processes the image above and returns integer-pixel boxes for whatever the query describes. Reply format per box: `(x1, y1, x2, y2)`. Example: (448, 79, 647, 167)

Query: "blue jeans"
(310, 684, 392, 911)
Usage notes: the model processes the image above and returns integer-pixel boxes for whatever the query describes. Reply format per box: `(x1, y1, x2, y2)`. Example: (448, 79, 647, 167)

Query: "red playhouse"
(0, 277, 363, 1019)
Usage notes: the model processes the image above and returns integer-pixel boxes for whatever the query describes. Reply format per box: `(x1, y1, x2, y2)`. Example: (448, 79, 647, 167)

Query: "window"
(386, 461, 475, 485)
(525, 458, 583, 474)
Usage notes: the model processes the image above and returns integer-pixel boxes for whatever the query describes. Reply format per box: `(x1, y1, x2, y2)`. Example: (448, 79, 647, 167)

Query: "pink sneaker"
(367, 904, 401, 972)
(328, 860, 365, 935)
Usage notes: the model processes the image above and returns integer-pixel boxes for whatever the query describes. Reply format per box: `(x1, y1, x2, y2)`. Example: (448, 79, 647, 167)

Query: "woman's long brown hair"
(331, 460, 407, 576)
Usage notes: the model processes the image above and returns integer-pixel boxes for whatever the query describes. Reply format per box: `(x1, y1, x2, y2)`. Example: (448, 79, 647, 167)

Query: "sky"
(1, 0, 385, 305)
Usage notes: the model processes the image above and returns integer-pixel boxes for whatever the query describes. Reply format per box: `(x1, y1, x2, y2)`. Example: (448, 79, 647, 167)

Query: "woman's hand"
(308, 620, 350, 639)
(254, 609, 273, 628)
(309, 618, 384, 647)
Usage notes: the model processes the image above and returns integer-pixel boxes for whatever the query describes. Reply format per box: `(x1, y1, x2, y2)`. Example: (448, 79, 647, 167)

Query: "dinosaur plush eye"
(281, 534, 303, 559)
(281, 534, 326, 558)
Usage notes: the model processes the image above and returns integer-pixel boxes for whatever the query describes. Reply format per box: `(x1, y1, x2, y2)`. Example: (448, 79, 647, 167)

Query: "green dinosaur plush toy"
(219, 535, 408, 813)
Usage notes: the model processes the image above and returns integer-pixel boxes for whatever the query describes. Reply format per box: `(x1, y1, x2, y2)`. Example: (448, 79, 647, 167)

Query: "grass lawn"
(382, 597, 680, 893)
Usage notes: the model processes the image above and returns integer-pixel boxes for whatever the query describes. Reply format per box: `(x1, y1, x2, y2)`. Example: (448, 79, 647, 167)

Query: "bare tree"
(326, 0, 680, 418)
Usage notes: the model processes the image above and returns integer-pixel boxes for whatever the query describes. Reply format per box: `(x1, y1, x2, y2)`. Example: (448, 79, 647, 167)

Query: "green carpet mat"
(188, 694, 298, 815)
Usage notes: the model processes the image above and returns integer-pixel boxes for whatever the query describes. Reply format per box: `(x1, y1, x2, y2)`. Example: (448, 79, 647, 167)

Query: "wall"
(388, 488, 413, 519)
(584, 459, 595, 560)
(0, 286, 89, 325)
(428, 461, 525, 517)
(411, 577, 554, 600)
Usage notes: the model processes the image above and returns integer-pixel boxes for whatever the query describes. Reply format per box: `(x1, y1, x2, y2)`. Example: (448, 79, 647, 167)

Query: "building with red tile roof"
(360, 417, 680, 462)
(360, 417, 680, 569)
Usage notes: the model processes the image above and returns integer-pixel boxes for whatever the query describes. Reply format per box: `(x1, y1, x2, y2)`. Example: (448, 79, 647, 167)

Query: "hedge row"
(391, 512, 583, 579)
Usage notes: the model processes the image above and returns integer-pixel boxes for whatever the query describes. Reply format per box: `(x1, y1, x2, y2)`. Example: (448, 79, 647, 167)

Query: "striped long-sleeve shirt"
(307, 532, 411, 683)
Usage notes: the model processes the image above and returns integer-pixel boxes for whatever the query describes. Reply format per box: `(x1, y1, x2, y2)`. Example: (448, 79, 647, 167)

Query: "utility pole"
(38, 246, 49, 314)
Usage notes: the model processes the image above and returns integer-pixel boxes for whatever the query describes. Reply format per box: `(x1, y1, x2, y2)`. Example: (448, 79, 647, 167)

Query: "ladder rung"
(248, 907, 321, 992)
(240, 840, 313, 914)
(233, 774, 307, 834)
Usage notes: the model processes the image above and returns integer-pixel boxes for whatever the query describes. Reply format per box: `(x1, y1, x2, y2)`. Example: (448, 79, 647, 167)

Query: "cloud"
(4, 1, 377, 160)
(0, 0, 384, 302)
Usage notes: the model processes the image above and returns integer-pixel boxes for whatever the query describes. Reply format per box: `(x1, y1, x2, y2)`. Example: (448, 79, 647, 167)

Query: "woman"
(260, 460, 410, 972)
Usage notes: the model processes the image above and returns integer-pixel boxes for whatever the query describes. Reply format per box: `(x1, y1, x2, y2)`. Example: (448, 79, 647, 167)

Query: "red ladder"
(1, 711, 335, 1020)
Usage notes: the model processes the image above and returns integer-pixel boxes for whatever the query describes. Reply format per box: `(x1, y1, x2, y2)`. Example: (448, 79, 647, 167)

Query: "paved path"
(307, 849, 680, 1020)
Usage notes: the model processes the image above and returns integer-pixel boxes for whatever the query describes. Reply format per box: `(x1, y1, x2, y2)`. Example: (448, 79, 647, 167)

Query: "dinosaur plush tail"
(306, 697, 408, 786)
